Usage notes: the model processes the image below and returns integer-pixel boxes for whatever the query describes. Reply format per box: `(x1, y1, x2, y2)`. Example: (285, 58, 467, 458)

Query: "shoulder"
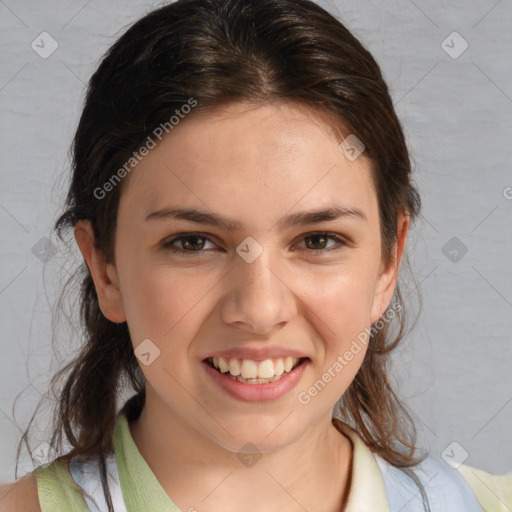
(458, 463, 512, 512)
(0, 474, 41, 512)
(374, 452, 490, 511)
(30, 458, 91, 512)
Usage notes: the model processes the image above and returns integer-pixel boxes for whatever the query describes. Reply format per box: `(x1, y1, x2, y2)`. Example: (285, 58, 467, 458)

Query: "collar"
(332, 418, 390, 512)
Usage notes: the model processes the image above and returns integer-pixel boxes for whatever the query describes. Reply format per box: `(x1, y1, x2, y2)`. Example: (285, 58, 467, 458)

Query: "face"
(76, 101, 408, 453)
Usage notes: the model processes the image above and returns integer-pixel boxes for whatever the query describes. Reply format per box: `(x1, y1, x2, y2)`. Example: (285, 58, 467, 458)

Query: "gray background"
(1, 0, 511, 484)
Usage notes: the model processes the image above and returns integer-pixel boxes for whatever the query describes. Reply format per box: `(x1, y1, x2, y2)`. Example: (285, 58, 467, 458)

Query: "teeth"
(240, 359, 258, 379)
(258, 360, 274, 379)
(218, 357, 229, 373)
(228, 358, 241, 376)
(211, 356, 301, 379)
(274, 358, 285, 376)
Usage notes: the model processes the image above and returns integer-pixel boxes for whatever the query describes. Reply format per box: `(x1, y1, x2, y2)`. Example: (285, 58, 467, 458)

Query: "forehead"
(119, 101, 378, 229)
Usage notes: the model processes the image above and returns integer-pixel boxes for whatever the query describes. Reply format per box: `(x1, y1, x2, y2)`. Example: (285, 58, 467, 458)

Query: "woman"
(1, 0, 510, 510)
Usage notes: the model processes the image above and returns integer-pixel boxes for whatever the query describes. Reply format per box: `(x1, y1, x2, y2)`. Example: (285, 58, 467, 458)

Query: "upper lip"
(202, 346, 309, 362)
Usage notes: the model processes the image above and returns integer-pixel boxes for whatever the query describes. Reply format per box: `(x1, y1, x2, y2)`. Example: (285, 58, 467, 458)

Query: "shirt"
(33, 410, 512, 511)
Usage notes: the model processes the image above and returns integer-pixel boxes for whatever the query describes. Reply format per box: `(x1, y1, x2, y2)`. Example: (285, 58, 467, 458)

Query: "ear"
(73, 220, 127, 323)
(370, 212, 409, 324)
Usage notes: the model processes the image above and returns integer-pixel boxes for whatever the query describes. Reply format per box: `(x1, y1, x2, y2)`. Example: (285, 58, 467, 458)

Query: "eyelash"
(161, 231, 348, 256)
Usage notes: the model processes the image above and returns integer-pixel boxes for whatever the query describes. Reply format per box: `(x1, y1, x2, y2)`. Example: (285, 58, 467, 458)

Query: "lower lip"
(202, 358, 309, 402)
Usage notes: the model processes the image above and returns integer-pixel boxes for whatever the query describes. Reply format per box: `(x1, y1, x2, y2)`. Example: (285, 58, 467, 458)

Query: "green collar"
(114, 412, 181, 511)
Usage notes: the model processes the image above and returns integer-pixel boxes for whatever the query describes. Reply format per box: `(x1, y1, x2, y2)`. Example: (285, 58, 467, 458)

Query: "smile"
(207, 355, 303, 383)
(202, 356, 309, 401)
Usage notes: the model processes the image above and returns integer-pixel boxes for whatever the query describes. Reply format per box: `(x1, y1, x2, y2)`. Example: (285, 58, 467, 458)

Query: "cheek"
(119, 264, 214, 350)
(302, 266, 375, 337)
(301, 268, 374, 378)
(294, 270, 373, 406)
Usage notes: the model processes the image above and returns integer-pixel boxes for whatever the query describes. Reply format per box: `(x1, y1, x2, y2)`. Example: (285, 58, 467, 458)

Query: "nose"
(220, 249, 297, 335)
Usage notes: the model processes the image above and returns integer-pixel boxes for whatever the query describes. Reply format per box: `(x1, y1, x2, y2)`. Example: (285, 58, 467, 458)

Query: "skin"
(74, 101, 409, 512)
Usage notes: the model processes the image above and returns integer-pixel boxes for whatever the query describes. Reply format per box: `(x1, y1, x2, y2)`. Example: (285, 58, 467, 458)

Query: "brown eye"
(179, 235, 207, 251)
(304, 233, 329, 250)
(297, 232, 347, 253)
(162, 233, 216, 255)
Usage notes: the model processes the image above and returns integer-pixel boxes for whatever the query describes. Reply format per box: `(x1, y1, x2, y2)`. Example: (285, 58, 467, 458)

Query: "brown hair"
(14, 0, 427, 510)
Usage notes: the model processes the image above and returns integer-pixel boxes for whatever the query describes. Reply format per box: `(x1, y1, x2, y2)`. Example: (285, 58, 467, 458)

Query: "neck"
(129, 395, 353, 512)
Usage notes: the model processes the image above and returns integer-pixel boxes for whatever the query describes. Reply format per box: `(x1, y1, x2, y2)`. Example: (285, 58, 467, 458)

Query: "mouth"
(203, 356, 309, 385)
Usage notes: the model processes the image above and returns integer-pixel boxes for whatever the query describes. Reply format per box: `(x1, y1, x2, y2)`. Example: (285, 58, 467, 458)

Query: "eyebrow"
(145, 205, 367, 230)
